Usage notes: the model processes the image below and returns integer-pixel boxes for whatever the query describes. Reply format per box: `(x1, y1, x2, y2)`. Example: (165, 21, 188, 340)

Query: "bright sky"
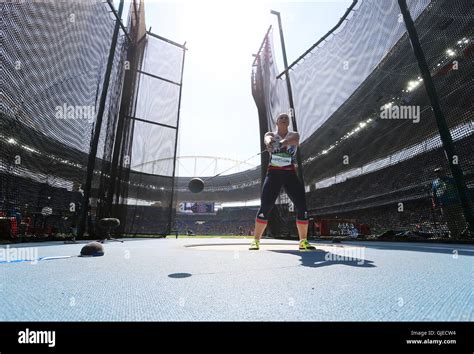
(117, 0, 352, 176)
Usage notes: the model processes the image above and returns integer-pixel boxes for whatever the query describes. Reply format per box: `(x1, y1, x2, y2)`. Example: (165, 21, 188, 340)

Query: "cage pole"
(271, 10, 305, 182)
(167, 42, 187, 234)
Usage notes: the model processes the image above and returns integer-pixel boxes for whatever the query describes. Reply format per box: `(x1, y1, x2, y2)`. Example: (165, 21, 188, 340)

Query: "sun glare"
(177, 0, 268, 56)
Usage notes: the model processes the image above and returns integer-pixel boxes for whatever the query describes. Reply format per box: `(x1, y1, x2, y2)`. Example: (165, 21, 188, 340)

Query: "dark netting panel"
(104, 0, 147, 223)
(303, 0, 473, 239)
(96, 36, 127, 162)
(293, 0, 430, 142)
(117, 33, 185, 236)
(92, 36, 128, 230)
(252, 0, 473, 239)
(1, 0, 126, 239)
(420, 0, 474, 175)
(253, 28, 291, 131)
(3, 0, 117, 153)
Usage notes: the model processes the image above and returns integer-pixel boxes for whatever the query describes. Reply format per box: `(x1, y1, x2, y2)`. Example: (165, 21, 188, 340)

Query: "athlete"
(249, 113, 316, 251)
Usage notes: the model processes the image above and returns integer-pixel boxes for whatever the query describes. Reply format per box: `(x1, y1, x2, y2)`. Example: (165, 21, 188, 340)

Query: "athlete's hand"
(265, 136, 275, 145)
(265, 136, 275, 152)
(270, 139, 281, 152)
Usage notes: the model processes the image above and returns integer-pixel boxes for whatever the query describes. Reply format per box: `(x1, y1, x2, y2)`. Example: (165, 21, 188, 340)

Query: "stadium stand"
(175, 207, 257, 236)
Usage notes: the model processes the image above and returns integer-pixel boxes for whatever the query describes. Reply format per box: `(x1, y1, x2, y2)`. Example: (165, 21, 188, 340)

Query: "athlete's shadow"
(271, 249, 376, 268)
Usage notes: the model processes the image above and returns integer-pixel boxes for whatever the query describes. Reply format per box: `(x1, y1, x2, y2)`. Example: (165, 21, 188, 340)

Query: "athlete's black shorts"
(256, 168, 308, 226)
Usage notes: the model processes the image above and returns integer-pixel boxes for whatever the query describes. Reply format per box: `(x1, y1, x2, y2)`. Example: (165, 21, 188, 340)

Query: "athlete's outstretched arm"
(264, 132, 275, 152)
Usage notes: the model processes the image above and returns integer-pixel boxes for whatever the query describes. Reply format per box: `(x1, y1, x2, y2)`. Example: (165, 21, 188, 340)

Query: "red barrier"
(10, 217, 18, 237)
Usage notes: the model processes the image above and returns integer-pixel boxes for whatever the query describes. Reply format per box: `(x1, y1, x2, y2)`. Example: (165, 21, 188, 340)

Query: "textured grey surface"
(0, 238, 472, 321)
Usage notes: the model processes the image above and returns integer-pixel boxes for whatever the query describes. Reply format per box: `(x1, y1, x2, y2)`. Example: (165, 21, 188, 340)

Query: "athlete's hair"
(276, 113, 289, 122)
